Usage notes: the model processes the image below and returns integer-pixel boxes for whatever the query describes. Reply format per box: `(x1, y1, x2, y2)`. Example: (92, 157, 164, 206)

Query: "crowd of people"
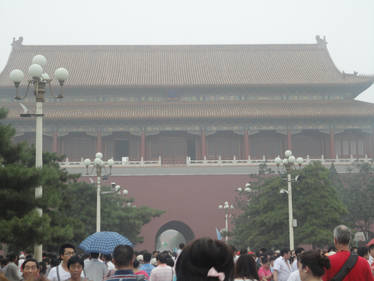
(1, 225, 374, 281)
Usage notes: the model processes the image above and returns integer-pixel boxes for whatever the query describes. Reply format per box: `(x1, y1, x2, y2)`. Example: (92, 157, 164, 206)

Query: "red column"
(329, 128, 335, 159)
(243, 129, 249, 159)
(96, 130, 102, 153)
(287, 129, 292, 150)
(53, 132, 58, 153)
(201, 129, 207, 159)
(140, 131, 145, 160)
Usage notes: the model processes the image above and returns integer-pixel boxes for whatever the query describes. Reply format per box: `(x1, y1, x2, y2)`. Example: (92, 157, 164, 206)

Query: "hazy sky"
(1, 0, 373, 101)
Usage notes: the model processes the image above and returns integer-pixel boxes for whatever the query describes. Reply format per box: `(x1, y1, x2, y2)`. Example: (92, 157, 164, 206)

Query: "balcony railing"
(59, 154, 372, 168)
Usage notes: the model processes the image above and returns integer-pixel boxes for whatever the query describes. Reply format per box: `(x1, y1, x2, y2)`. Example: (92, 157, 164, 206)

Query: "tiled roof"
(3, 100, 374, 121)
(0, 40, 373, 88)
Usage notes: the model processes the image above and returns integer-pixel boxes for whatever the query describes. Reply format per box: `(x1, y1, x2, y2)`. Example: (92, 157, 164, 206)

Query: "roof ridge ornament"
(315, 35, 327, 47)
(11, 36, 23, 49)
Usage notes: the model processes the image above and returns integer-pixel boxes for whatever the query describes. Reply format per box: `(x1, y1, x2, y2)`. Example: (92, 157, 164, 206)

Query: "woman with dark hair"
(234, 254, 259, 281)
(298, 250, 330, 281)
(176, 238, 234, 281)
(257, 256, 272, 281)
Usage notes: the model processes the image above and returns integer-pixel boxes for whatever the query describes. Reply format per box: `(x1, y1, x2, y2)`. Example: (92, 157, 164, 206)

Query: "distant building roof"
(0, 37, 373, 88)
(4, 99, 374, 121)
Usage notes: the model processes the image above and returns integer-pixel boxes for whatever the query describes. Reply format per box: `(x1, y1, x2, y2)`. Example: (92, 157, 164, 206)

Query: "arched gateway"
(155, 221, 195, 250)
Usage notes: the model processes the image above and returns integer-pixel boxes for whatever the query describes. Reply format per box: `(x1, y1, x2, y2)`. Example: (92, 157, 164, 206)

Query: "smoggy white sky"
(0, 0, 373, 101)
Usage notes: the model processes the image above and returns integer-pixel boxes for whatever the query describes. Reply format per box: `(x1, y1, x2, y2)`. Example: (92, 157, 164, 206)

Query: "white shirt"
(291, 259, 298, 272)
(47, 263, 84, 281)
(369, 254, 373, 265)
(273, 256, 292, 281)
(287, 271, 301, 281)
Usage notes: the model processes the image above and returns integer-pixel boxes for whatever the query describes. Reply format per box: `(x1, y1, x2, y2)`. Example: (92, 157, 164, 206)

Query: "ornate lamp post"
(9, 55, 68, 262)
(237, 182, 252, 193)
(218, 201, 234, 242)
(275, 150, 303, 251)
(84, 152, 119, 232)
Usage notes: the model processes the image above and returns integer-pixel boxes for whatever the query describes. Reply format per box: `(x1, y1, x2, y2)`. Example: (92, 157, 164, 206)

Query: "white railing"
(59, 154, 372, 168)
(186, 154, 372, 167)
(59, 156, 162, 168)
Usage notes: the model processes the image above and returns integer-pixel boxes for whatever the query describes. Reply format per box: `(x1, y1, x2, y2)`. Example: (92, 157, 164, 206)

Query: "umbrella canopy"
(79, 231, 133, 254)
(367, 238, 374, 246)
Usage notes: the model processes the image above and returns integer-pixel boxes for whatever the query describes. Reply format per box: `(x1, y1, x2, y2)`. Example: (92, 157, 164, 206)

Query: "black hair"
(7, 254, 17, 262)
(357, 247, 368, 257)
(179, 243, 185, 249)
(143, 252, 152, 263)
(59, 243, 76, 256)
(90, 253, 99, 259)
(299, 250, 330, 277)
(22, 258, 40, 270)
(280, 249, 290, 257)
(67, 256, 84, 269)
(166, 257, 174, 267)
(133, 259, 140, 268)
(157, 251, 171, 264)
(239, 249, 247, 255)
(369, 244, 374, 251)
(295, 248, 304, 255)
(113, 245, 134, 267)
(260, 256, 268, 264)
(234, 254, 259, 280)
(176, 238, 234, 281)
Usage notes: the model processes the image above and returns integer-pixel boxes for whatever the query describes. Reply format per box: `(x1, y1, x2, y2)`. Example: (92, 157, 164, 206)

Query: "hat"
(136, 255, 144, 262)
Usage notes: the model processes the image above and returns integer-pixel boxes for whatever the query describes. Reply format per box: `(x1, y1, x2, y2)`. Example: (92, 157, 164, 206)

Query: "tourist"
(4, 254, 21, 281)
(234, 254, 259, 281)
(106, 245, 137, 281)
(322, 225, 373, 280)
(176, 238, 234, 281)
(21, 259, 43, 281)
(85, 253, 107, 281)
(133, 259, 149, 281)
(66, 256, 89, 281)
(273, 249, 292, 281)
(150, 252, 173, 281)
(47, 244, 83, 281)
(298, 250, 329, 281)
(258, 256, 272, 281)
(139, 253, 154, 277)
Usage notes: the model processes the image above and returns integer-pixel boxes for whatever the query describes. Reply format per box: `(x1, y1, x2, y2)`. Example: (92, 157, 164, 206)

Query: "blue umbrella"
(79, 231, 133, 254)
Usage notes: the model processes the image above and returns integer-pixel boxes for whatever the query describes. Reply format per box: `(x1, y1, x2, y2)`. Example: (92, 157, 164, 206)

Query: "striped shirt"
(105, 269, 137, 281)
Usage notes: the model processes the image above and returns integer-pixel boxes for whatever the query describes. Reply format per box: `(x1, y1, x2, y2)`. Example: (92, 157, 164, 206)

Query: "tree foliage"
(0, 108, 163, 252)
(232, 161, 347, 249)
(334, 163, 374, 240)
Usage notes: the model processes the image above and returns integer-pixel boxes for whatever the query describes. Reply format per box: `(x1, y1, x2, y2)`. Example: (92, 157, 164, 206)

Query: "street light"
(274, 150, 303, 251)
(84, 152, 119, 232)
(9, 55, 68, 262)
(237, 182, 252, 193)
(218, 201, 234, 242)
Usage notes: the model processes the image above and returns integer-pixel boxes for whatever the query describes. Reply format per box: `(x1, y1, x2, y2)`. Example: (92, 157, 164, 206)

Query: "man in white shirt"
(273, 249, 292, 281)
(150, 252, 173, 281)
(85, 253, 108, 281)
(47, 243, 83, 281)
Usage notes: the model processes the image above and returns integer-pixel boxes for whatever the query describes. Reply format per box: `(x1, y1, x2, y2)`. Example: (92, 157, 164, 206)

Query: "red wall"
(108, 174, 252, 250)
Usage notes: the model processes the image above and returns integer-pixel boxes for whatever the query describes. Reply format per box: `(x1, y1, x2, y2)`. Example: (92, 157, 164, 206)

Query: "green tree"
(335, 163, 374, 240)
(232, 161, 346, 249)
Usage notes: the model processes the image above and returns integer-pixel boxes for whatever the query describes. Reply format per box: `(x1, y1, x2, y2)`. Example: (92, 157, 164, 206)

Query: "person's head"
(67, 256, 84, 281)
(113, 245, 134, 268)
(176, 238, 234, 281)
(143, 252, 152, 263)
(239, 249, 247, 256)
(369, 244, 374, 257)
(7, 254, 17, 263)
(333, 225, 351, 247)
(295, 248, 304, 257)
(234, 254, 259, 280)
(133, 259, 140, 269)
(22, 259, 40, 281)
(59, 244, 76, 264)
(357, 247, 369, 260)
(165, 256, 174, 267)
(90, 253, 99, 259)
(280, 249, 290, 260)
(157, 251, 170, 265)
(351, 247, 358, 253)
(298, 250, 330, 281)
(179, 243, 185, 250)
